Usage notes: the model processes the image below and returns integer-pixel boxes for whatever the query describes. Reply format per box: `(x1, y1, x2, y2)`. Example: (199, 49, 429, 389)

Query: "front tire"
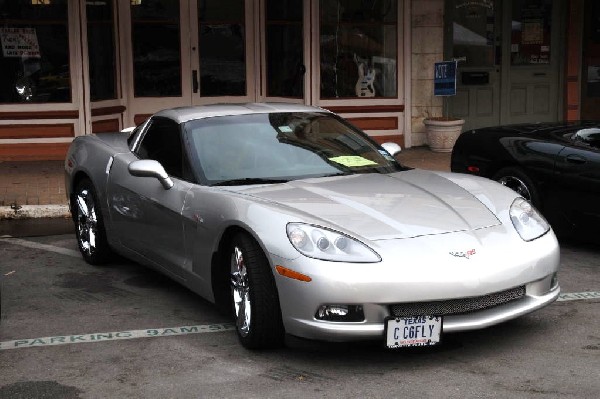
(493, 167, 541, 209)
(229, 233, 284, 349)
(74, 179, 112, 265)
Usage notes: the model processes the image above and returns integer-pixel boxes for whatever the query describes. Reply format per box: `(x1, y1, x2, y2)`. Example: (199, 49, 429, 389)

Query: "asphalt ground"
(0, 224, 599, 398)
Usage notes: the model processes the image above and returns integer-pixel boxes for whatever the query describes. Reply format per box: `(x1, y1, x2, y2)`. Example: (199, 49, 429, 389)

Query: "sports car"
(64, 103, 560, 349)
(451, 121, 600, 239)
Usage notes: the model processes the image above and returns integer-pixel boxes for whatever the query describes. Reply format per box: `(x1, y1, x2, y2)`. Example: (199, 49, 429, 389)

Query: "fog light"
(315, 305, 365, 322)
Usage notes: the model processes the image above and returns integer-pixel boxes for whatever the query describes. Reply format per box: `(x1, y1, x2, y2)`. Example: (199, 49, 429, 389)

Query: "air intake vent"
(390, 286, 526, 317)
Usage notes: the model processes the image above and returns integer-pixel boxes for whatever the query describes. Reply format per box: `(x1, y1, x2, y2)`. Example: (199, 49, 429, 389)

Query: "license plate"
(385, 316, 442, 348)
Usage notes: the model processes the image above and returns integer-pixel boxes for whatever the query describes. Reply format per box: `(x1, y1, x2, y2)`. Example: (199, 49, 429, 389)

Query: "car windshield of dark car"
(185, 112, 405, 185)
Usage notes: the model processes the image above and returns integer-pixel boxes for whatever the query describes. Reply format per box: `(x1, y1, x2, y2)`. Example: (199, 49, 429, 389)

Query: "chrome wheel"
(498, 175, 532, 201)
(76, 188, 98, 257)
(231, 246, 251, 337)
(228, 233, 284, 348)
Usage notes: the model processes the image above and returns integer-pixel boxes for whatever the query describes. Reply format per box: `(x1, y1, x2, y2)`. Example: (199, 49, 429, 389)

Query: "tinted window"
(137, 118, 194, 181)
(87, 1, 116, 101)
(131, 0, 181, 97)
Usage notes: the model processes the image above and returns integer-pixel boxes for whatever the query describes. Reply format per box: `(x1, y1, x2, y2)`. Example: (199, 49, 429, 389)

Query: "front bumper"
(270, 226, 560, 342)
(285, 284, 559, 341)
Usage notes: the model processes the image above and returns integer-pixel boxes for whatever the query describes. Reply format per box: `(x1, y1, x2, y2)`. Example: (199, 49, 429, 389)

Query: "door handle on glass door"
(192, 70, 198, 93)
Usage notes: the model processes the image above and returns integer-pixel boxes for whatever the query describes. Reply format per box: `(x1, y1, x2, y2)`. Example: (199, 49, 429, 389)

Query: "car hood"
(236, 169, 501, 240)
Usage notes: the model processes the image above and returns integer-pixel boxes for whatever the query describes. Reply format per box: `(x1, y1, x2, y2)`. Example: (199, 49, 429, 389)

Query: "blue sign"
(434, 61, 457, 96)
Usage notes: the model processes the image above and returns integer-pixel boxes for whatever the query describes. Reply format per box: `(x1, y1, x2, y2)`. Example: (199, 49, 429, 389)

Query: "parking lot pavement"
(1, 233, 599, 398)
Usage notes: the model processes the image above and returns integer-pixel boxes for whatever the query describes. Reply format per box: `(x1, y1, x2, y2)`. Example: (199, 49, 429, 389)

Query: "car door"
(107, 117, 195, 279)
(554, 130, 600, 234)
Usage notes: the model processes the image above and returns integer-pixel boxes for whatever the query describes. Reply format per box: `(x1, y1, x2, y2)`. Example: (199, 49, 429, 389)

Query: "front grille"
(390, 286, 526, 317)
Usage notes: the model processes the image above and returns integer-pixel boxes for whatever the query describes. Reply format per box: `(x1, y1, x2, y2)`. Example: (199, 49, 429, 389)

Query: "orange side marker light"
(275, 265, 312, 282)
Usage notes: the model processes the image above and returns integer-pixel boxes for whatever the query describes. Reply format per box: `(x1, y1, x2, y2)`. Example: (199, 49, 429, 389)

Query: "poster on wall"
(0, 28, 41, 58)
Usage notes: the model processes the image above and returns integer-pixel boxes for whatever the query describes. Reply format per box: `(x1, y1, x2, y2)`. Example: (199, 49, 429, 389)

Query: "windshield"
(185, 112, 406, 185)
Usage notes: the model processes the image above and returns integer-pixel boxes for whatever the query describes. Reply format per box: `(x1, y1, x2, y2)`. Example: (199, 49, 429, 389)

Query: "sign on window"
(0, 28, 41, 58)
(434, 61, 457, 96)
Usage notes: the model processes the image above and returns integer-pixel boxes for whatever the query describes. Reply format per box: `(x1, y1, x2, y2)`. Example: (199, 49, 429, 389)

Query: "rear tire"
(74, 179, 112, 265)
(493, 167, 541, 209)
(229, 232, 284, 349)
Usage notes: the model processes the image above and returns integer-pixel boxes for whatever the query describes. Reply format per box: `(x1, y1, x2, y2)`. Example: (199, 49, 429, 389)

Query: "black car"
(451, 121, 600, 239)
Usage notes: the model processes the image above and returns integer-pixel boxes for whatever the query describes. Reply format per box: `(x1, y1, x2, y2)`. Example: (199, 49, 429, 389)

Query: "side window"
(136, 117, 194, 181)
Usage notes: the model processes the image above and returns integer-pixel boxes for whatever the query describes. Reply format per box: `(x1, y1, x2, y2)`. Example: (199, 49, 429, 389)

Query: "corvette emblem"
(449, 249, 476, 259)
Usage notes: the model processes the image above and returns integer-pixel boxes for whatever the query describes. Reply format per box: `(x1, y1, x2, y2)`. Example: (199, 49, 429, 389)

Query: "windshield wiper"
(319, 172, 353, 177)
(212, 177, 290, 186)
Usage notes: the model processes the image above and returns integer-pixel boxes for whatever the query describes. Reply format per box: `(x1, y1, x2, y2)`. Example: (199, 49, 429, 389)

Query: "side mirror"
(381, 142, 402, 157)
(128, 160, 174, 190)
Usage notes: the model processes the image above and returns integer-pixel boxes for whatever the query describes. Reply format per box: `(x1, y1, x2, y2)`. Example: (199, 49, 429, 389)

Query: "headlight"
(509, 198, 550, 241)
(286, 223, 381, 262)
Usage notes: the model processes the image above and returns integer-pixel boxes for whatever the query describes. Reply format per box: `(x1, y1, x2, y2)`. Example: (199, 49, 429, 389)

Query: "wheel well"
(486, 161, 516, 179)
(69, 171, 91, 219)
(211, 225, 253, 315)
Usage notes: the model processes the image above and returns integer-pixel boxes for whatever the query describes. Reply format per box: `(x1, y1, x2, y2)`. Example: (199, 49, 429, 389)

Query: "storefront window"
(266, 0, 304, 98)
(198, 0, 246, 97)
(511, 0, 552, 65)
(0, 0, 71, 103)
(131, 0, 181, 97)
(320, 0, 397, 99)
(87, 1, 117, 101)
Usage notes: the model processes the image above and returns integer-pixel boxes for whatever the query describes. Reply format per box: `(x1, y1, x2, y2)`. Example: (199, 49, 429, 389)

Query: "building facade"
(0, 0, 596, 161)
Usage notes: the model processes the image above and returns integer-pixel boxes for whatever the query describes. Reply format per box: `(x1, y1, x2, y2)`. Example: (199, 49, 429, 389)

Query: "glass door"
(125, 0, 193, 124)
(190, 0, 307, 105)
(581, 0, 600, 120)
(257, 0, 307, 103)
(501, 0, 561, 124)
(190, 0, 256, 104)
(445, 0, 502, 131)
(125, 0, 308, 116)
(446, 0, 563, 130)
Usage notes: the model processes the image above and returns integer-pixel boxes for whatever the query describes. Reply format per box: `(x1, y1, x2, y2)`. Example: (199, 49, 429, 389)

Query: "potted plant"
(423, 115, 465, 153)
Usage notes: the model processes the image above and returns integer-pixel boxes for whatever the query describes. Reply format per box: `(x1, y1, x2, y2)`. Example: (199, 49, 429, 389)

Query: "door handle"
(565, 154, 587, 164)
(192, 70, 198, 93)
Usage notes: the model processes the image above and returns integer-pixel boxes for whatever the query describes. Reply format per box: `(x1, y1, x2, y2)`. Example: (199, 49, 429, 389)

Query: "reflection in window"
(511, 0, 552, 65)
(198, 0, 246, 97)
(451, 0, 496, 68)
(187, 112, 403, 183)
(266, 0, 304, 98)
(131, 0, 181, 97)
(0, 0, 71, 103)
(320, 0, 397, 99)
(87, 1, 117, 101)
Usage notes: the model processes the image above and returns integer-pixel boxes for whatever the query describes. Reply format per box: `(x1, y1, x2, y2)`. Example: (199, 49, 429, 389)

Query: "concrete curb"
(0, 205, 71, 220)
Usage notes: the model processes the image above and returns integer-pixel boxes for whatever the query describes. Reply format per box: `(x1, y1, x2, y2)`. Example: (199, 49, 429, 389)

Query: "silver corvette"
(64, 103, 560, 349)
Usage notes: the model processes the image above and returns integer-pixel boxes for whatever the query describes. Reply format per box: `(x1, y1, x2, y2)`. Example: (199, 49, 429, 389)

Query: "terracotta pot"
(424, 117, 465, 153)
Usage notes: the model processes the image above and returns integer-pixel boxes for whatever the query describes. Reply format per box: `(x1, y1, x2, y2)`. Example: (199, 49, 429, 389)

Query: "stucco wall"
(411, 0, 445, 146)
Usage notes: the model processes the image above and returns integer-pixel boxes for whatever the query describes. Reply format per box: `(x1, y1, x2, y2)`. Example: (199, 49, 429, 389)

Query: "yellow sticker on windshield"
(329, 156, 378, 167)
